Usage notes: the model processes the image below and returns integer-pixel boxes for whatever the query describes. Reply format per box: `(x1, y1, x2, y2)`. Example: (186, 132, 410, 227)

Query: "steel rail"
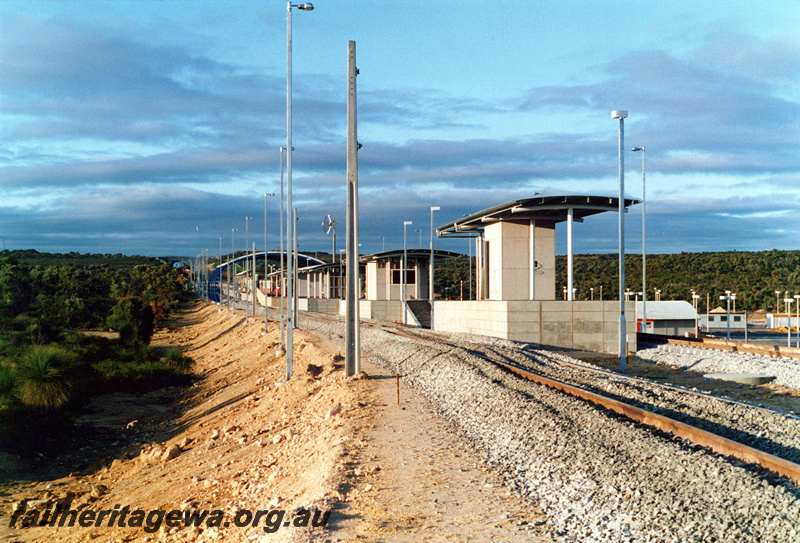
(295, 310, 800, 483)
(488, 356, 800, 486)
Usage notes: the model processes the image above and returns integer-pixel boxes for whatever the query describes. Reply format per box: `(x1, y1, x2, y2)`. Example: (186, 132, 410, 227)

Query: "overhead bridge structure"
(207, 251, 325, 303)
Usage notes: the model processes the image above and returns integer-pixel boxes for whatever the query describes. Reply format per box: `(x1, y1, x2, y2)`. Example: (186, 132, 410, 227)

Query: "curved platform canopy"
(436, 194, 640, 237)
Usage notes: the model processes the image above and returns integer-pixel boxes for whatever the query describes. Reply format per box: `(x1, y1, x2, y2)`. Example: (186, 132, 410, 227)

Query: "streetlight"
(285, 1, 314, 380)
(632, 146, 646, 333)
(590, 287, 594, 301)
(720, 291, 735, 340)
(776, 290, 782, 314)
(430, 205, 440, 307)
(339, 249, 346, 299)
(415, 229, 422, 249)
(230, 228, 238, 312)
(692, 291, 700, 337)
(379, 236, 385, 252)
(264, 193, 276, 333)
(245, 216, 254, 317)
(218, 236, 224, 311)
(403, 220, 412, 326)
(785, 297, 795, 347)
(612, 109, 628, 371)
(794, 294, 800, 348)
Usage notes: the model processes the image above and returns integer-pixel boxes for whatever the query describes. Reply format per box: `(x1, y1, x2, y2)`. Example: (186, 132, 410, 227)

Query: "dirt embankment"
(2, 302, 372, 543)
(2, 302, 549, 543)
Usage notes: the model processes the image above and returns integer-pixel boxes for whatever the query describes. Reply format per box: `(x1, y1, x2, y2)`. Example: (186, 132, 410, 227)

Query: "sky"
(1, 0, 799, 258)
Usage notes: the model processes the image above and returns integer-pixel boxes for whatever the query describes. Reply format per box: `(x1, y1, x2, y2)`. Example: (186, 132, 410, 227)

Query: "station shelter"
(434, 195, 640, 354)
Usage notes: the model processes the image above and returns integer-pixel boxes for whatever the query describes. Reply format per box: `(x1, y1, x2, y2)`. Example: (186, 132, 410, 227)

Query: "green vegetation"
(0, 250, 192, 455)
(555, 250, 800, 312)
(433, 249, 800, 312)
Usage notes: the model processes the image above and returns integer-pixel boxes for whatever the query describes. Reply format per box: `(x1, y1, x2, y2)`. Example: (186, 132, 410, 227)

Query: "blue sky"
(1, 0, 799, 257)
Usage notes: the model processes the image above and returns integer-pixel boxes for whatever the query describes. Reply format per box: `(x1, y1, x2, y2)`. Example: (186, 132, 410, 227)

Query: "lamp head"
(631, 147, 643, 152)
(431, 206, 441, 212)
(298, 3, 314, 10)
(611, 110, 628, 119)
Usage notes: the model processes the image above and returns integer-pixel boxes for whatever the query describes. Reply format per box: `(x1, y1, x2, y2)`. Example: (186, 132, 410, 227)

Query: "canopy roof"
(437, 194, 640, 237)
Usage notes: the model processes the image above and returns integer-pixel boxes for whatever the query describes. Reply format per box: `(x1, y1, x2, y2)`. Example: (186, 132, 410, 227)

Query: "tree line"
(0, 250, 192, 455)
(431, 249, 800, 312)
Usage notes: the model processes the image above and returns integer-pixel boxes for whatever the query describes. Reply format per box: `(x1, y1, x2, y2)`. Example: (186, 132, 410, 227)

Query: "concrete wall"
(359, 300, 404, 323)
(433, 300, 637, 354)
(483, 221, 555, 301)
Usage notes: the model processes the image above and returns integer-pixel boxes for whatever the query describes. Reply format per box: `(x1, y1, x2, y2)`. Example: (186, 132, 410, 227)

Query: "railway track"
(218, 302, 800, 540)
(300, 310, 800, 485)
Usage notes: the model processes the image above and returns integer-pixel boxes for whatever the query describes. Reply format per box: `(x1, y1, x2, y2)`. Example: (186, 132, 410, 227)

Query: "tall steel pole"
(252, 242, 256, 318)
(284, 2, 313, 379)
(403, 221, 412, 326)
(230, 228, 237, 312)
(293, 207, 299, 328)
(245, 216, 253, 317)
(430, 206, 440, 307)
(633, 146, 646, 333)
(279, 147, 286, 350)
(218, 237, 224, 311)
(265, 193, 275, 333)
(286, 2, 294, 379)
(612, 110, 628, 371)
(795, 294, 800, 348)
(345, 40, 361, 377)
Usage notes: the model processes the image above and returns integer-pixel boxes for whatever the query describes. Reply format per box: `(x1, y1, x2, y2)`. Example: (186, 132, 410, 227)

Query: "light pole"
(612, 109, 628, 371)
(785, 297, 794, 347)
(720, 291, 735, 340)
(403, 220, 412, 326)
(794, 294, 800, 348)
(285, 1, 313, 380)
(379, 236, 385, 252)
(430, 206, 440, 307)
(776, 290, 782, 315)
(632, 146, 646, 333)
(590, 287, 594, 301)
(692, 291, 700, 337)
(264, 193, 276, 333)
(218, 236, 224, 311)
(230, 228, 238, 312)
(245, 216, 253, 317)
(339, 249, 345, 299)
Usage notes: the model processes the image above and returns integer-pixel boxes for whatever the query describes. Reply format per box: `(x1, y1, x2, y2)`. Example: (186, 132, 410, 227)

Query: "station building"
(433, 195, 640, 354)
(228, 194, 644, 355)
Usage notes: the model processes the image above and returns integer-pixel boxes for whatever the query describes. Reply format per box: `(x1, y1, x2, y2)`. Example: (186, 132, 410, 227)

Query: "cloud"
(1, 12, 799, 257)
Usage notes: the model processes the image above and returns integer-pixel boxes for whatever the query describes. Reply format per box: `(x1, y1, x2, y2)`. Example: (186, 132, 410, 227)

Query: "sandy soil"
(1, 302, 549, 543)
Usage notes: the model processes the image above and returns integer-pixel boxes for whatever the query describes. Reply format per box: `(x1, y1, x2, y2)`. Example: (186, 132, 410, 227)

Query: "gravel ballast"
(303, 313, 800, 542)
(636, 343, 800, 392)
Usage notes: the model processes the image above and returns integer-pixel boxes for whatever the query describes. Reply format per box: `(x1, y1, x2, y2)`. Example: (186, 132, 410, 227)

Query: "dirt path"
(1, 302, 549, 543)
(331, 359, 549, 542)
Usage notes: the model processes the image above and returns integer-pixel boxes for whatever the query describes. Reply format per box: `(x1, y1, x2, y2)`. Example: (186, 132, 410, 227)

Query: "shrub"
(14, 345, 75, 409)
(162, 348, 194, 373)
(106, 296, 155, 349)
(92, 359, 192, 393)
(0, 364, 15, 397)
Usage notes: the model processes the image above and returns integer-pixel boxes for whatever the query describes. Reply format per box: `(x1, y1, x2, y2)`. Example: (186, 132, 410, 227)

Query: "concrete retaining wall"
(433, 300, 637, 354)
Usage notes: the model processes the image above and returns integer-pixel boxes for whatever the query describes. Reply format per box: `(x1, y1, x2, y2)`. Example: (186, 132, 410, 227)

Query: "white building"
(636, 300, 697, 336)
(700, 307, 747, 332)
